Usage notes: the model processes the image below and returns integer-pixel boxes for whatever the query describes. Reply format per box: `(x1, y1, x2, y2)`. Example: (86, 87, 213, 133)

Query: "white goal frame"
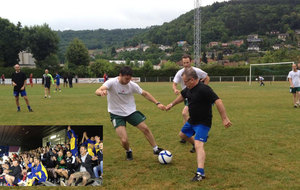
(249, 62, 294, 85)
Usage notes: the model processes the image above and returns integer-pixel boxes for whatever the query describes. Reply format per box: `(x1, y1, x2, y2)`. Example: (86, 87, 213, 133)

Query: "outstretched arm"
(172, 82, 180, 95)
(166, 94, 184, 110)
(95, 85, 108, 96)
(141, 90, 165, 110)
(215, 99, 232, 128)
(201, 75, 210, 85)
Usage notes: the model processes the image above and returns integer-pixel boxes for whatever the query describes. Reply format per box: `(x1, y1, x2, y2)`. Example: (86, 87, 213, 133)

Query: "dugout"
(0, 125, 103, 151)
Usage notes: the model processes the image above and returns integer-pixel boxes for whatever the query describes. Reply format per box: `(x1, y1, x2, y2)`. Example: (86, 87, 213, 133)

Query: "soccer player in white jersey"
(172, 54, 210, 149)
(288, 64, 300, 108)
(95, 66, 165, 160)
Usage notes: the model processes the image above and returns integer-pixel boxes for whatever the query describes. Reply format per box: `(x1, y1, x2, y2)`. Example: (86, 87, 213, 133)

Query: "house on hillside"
(272, 44, 281, 50)
(247, 34, 262, 51)
(158, 45, 172, 51)
(177, 41, 187, 47)
(295, 29, 300, 35)
(208, 41, 219, 48)
(230, 40, 244, 47)
(278, 33, 289, 41)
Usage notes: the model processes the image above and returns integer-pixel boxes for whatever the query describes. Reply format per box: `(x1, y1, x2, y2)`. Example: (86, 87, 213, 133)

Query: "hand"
(166, 103, 173, 111)
(12, 82, 17, 87)
(96, 89, 107, 96)
(157, 104, 166, 111)
(223, 117, 232, 128)
(21, 86, 25, 90)
(174, 89, 180, 95)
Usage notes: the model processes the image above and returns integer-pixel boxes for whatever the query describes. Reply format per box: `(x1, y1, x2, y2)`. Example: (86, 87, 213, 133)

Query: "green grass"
(0, 82, 300, 189)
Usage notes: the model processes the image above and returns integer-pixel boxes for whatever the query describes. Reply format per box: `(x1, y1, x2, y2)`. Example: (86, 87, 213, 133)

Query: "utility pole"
(194, 0, 201, 67)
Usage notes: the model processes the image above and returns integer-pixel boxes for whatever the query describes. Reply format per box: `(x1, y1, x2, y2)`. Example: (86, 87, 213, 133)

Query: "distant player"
(95, 66, 165, 160)
(166, 68, 232, 182)
(288, 64, 300, 108)
(11, 64, 33, 112)
(42, 69, 54, 98)
(258, 76, 265, 86)
(29, 73, 33, 87)
(1, 74, 5, 85)
(54, 72, 61, 92)
(173, 54, 210, 148)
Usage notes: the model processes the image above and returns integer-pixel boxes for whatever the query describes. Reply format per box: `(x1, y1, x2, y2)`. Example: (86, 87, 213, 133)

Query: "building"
(272, 44, 281, 50)
(247, 44, 260, 51)
(278, 33, 289, 41)
(230, 40, 244, 47)
(158, 45, 172, 51)
(18, 51, 36, 68)
(208, 41, 219, 48)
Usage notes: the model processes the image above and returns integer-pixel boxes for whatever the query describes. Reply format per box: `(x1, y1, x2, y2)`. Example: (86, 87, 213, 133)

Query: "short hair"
(182, 54, 192, 61)
(80, 145, 87, 150)
(182, 68, 198, 80)
(120, 66, 133, 76)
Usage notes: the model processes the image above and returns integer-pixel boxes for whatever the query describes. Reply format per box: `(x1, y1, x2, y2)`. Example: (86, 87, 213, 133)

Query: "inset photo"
(0, 125, 103, 187)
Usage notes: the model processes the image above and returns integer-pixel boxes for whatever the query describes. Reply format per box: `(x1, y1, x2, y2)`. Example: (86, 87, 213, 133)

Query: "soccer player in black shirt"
(11, 64, 33, 112)
(166, 68, 232, 182)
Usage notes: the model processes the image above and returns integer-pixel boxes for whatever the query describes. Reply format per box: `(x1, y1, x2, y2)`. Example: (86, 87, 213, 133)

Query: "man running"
(173, 54, 210, 149)
(166, 68, 231, 182)
(288, 63, 300, 108)
(11, 64, 33, 112)
(95, 66, 165, 160)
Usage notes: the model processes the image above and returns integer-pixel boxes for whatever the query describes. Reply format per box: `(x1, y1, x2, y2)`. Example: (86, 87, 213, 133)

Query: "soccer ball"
(158, 150, 172, 164)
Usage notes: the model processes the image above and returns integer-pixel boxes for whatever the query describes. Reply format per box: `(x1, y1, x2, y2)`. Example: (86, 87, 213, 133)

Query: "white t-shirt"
(103, 77, 143, 116)
(288, 70, 300, 87)
(173, 66, 207, 89)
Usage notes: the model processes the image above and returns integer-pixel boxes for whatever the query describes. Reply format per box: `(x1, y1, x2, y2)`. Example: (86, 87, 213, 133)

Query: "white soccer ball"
(158, 150, 172, 164)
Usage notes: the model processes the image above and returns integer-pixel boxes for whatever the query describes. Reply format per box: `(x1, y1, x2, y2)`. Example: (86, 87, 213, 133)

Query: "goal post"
(249, 62, 294, 85)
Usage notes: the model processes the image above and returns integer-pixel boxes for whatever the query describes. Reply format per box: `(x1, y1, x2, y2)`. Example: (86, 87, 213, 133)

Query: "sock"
(27, 106, 31, 110)
(153, 145, 158, 152)
(17, 106, 20, 111)
(127, 148, 132, 152)
(197, 168, 205, 176)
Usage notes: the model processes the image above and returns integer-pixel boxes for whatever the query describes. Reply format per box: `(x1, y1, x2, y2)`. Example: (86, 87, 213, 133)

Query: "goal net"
(249, 62, 294, 85)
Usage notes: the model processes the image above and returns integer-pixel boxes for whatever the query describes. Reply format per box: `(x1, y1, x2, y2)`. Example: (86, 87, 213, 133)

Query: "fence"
(2, 75, 289, 85)
(141, 75, 289, 83)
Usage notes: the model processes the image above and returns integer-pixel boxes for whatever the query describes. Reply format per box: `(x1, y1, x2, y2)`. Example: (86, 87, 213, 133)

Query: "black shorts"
(44, 83, 51, 89)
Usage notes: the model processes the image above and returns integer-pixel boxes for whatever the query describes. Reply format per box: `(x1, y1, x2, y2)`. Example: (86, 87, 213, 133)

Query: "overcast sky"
(0, 0, 228, 31)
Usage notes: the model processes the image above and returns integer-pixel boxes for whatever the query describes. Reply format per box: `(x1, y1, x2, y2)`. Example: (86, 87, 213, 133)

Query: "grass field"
(0, 82, 299, 189)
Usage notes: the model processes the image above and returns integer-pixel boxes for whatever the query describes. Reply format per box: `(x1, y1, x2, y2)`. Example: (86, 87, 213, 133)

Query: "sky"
(0, 0, 228, 31)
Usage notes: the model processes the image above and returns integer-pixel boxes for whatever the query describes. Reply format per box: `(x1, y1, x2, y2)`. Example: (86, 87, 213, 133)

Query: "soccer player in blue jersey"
(54, 72, 61, 92)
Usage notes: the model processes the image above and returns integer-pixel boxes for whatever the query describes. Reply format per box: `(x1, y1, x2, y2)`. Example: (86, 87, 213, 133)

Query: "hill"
(128, 0, 300, 46)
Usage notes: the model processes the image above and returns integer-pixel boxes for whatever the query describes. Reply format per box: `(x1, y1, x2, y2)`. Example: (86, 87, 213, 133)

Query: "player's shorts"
(181, 122, 210, 142)
(290, 87, 300, 93)
(13, 90, 27, 97)
(184, 98, 188, 106)
(109, 111, 146, 128)
(44, 83, 51, 89)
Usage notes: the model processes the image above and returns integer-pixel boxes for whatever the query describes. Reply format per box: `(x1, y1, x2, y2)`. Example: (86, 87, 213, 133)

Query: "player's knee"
(120, 137, 128, 145)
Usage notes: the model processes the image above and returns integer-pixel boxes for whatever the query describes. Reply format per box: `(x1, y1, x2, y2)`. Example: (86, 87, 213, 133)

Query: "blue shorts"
(181, 122, 210, 142)
(14, 90, 27, 97)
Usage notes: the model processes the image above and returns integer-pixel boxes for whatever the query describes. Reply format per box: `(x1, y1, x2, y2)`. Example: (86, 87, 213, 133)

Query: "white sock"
(153, 145, 158, 151)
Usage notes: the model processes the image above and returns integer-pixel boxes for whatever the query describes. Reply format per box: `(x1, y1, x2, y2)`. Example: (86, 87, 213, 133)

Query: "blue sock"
(197, 168, 205, 175)
(17, 106, 20, 111)
(27, 105, 31, 110)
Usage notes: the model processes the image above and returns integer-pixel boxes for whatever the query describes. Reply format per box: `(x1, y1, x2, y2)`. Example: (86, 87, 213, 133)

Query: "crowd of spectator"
(0, 127, 103, 186)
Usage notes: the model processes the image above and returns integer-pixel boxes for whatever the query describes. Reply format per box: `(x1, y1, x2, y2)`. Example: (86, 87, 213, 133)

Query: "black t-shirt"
(181, 81, 219, 127)
(11, 71, 27, 91)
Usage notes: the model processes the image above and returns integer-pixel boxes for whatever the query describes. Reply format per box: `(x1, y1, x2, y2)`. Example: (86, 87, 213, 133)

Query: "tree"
(111, 47, 117, 57)
(89, 59, 115, 77)
(161, 61, 180, 70)
(65, 38, 89, 69)
(0, 18, 23, 67)
(23, 24, 59, 67)
(38, 53, 60, 70)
